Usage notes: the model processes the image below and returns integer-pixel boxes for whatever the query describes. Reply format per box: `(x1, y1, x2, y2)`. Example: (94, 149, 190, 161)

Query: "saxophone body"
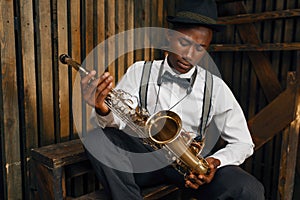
(60, 54, 210, 176)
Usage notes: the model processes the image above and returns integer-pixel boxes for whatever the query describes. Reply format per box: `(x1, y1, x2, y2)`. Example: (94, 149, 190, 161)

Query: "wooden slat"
(150, 0, 158, 59)
(31, 139, 86, 169)
(261, 1, 274, 195)
(84, 0, 95, 133)
(126, 0, 134, 69)
(271, 0, 284, 70)
(58, 0, 70, 141)
(85, 0, 94, 55)
(134, 0, 144, 61)
(235, 0, 255, 173)
(83, 0, 94, 71)
(248, 85, 296, 150)
(209, 42, 300, 51)
(239, 52, 250, 118)
(117, 0, 125, 82)
(39, 0, 55, 145)
(271, 134, 282, 200)
(96, 0, 105, 73)
(296, 1, 300, 179)
(107, 0, 116, 83)
(235, 1, 283, 102)
(91, 0, 105, 138)
(70, 0, 81, 63)
(84, 0, 94, 70)
(278, 68, 300, 200)
(154, 0, 164, 59)
(278, 124, 299, 200)
(217, 5, 236, 87)
(157, 0, 164, 27)
(232, 51, 242, 101)
(165, 0, 176, 27)
(0, 64, 5, 200)
(242, 0, 253, 16)
(247, 63, 258, 119)
(269, 0, 286, 195)
(144, 0, 151, 61)
(20, 0, 38, 153)
(70, 0, 81, 136)
(242, 61, 257, 173)
(218, 9, 300, 25)
(280, 0, 295, 91)
(20, 0, 37, 198)
(0, 1, 22, 199)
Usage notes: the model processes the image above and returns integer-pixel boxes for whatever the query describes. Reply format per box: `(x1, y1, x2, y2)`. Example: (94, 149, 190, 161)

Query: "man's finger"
(185, 180, 200, 189)
(81, 70, 97, 90)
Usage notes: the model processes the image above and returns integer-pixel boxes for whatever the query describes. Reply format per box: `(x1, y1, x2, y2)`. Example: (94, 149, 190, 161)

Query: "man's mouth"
(178, 60, 192, 69)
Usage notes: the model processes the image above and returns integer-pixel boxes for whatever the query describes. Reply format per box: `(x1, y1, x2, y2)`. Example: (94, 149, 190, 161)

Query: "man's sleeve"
(208, 81, 254, 167)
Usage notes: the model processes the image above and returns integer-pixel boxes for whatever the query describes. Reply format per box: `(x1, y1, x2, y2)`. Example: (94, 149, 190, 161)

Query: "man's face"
(167, 26, 213, 74)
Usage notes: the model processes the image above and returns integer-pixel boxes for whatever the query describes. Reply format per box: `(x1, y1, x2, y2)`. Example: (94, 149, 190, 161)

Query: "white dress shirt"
(90, 57, 254, 168)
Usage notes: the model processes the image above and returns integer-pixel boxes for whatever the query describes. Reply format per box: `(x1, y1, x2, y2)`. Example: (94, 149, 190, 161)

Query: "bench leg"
(33, 160, 66, 200)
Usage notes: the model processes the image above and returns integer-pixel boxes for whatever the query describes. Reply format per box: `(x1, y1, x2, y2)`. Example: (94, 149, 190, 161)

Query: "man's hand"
(185, 157, 220, 189)
(81, 70, 113, 116)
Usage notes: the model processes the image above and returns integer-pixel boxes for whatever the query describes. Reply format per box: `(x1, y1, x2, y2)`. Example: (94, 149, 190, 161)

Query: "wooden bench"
(31, 139, 179, 200)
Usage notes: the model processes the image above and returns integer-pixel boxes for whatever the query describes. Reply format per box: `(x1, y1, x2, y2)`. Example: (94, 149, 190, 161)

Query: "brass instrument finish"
(59, 54, 210, 176)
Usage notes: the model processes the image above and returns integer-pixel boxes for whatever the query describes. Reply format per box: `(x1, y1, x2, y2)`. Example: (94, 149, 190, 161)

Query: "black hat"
(167, 0, 225, 32)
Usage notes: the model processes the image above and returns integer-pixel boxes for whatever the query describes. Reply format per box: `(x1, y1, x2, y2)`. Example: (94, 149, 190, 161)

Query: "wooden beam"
(0, 0, 22, 199)
(234, 2, 283, 102)
(218, 9, 300, 24)
(209, 42, 300, 52)
(249, 84, 296, 150)
(277, 52, 300, 200)
(278, 117, 299, 200)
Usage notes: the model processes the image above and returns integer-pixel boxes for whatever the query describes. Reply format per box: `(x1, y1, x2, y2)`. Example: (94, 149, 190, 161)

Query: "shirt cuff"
(90, 109, 115, 128)
(208, 143, 254, 168)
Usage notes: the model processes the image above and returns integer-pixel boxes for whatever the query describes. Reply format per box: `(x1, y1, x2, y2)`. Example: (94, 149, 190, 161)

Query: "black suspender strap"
(197, 70, 213, 141)
(139, 61, 213, 141)
(139, 61, 153, 109)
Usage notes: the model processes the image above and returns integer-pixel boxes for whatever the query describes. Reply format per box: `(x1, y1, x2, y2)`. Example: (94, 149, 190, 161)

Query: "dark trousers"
(83, 128, 265, 200)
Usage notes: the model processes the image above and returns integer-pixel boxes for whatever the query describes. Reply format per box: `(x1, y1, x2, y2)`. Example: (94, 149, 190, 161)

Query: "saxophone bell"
(145, 110, 210, 175)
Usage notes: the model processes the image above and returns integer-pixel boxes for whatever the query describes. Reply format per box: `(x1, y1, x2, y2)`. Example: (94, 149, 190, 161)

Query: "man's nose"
(183, 46, 195, 64)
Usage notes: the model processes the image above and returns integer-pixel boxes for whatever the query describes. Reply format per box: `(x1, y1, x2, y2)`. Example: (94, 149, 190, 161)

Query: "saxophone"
(59, 54, 210, 176)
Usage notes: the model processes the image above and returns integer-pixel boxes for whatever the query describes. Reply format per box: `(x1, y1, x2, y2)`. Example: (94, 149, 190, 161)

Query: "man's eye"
(179, 39, 189, 46)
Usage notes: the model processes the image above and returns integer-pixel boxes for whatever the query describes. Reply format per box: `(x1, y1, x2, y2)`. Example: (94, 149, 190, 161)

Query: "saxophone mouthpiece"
(59, 54, 70, 64)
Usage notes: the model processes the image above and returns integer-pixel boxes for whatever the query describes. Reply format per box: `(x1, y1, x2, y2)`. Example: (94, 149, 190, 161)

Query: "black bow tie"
(161, 71, 191, 89)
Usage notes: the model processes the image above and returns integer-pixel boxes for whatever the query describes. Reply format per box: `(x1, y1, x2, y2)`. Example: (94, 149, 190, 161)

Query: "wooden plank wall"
(0, 0, 176, 199)
(213, 0, 300, 199)
(0, 0, 299, 199)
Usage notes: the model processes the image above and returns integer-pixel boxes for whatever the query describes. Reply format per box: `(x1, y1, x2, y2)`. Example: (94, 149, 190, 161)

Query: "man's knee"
(209, 166, 265, 200)
(238, 176, 265, 200)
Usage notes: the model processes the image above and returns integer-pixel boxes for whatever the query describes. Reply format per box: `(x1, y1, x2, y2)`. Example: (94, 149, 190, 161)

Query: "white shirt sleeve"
(208, 79, 254, 167)
(90, 109, 120, 128)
